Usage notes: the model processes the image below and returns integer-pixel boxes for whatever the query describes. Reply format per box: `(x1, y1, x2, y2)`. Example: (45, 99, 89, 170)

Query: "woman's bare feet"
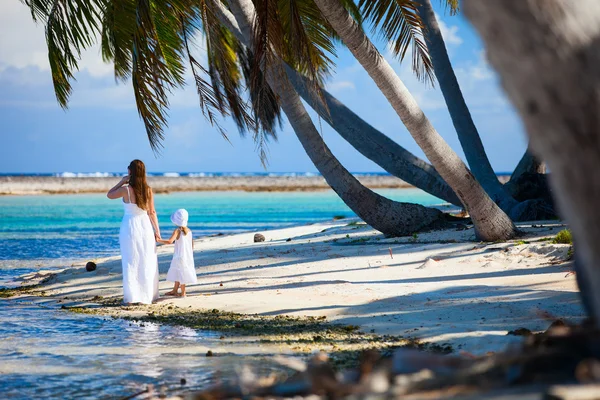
(164, 290, 177, 296)
(176, 293, 186, 297)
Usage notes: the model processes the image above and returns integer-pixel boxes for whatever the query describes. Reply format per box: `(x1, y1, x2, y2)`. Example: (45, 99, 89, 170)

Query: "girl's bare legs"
(165, 282, 180, 296)
(178, 284, 186, 297)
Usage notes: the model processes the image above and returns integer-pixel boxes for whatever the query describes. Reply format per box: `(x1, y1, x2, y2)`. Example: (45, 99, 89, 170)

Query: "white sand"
(32, 219, 584, 355)
(0, 175, 511, 195)
(0, 175, 414, 195)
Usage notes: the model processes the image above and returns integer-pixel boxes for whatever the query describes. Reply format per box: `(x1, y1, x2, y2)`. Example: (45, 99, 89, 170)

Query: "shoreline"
(0, 175, 511, 195)
(10, 217, 584, 357)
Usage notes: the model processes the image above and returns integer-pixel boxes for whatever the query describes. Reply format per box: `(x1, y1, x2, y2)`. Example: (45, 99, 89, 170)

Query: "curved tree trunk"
(417, 0, 518, 212)
(312, 0, 516, 241)
(510, 145, 547, 180)
(286, 66, 461, 206)
(464, 0, 600, 320)
(225, 0, 444, 236)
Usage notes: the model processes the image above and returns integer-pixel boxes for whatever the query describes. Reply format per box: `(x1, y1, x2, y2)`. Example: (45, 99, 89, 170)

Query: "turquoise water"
(0, 189, 444, 283)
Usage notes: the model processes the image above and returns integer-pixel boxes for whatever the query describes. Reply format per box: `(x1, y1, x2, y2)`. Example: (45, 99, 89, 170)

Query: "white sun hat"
(170, 209, 189, 227)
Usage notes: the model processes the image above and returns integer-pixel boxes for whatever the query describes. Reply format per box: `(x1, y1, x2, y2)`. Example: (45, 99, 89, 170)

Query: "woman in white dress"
(107, 159, 161, 304)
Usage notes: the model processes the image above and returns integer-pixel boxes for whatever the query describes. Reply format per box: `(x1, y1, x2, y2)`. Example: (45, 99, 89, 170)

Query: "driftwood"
(187, 321, 600, 399)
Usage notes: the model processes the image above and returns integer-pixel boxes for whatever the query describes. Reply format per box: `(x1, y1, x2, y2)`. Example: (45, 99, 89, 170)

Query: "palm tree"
(308, 0, 516, 240)
(20, 0, 445, 236)
(222, 0, 446, 236)
(411, 0, 517, 211)
(212, 0, 461, 206)
(285, 65, 461, 206)
(463, 0, 600, 319)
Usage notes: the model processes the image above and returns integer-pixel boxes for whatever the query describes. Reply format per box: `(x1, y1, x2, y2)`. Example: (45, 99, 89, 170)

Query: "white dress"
(119, 186, 159, 304)
(166, 229, 197, 285)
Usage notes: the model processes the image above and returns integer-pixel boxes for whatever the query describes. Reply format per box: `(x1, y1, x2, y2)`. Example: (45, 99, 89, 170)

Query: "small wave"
(162, 172, 181, 177)
(55, 172, 115, 178)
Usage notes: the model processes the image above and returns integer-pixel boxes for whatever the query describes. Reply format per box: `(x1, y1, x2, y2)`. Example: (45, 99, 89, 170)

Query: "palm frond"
(101, 0, 136, 81)
(185, 1, 279, 165)
(359, 0, 435, 85)
(442, 0, 459, 15)
(131, 0, 184, 152)
(250, 0, 286, 129)
(277, 0, 335, 83)
(237, 46, 281, 137)
(21, 0, 105, 107)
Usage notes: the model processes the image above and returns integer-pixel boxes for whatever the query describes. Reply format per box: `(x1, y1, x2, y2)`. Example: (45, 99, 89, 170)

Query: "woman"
(107, 160, 161, 304)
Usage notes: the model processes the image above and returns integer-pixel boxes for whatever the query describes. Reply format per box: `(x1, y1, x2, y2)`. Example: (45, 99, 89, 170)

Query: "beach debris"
(417, 258, 438, 270)
(189, 322, 600, 399)
(254, 233, 265, 243)
(507, 327, 533, 336)
(206, 350, 213, 357)
(286, 238, 292, 242)
(85, 261, 97, 272)
(180, 378, 186, 385)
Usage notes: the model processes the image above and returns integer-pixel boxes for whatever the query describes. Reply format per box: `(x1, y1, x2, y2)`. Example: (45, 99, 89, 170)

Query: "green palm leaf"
(359, 0, 435, 84)
(21, 0, 105, 107)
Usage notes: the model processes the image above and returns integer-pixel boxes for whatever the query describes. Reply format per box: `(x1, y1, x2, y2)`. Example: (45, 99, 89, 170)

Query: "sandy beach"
(0, 175, 511, 195)
(21, 218, 584, 356)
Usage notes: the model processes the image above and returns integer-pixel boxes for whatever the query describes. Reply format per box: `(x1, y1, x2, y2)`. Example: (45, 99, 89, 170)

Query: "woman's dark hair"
(128, 159, 150, 210)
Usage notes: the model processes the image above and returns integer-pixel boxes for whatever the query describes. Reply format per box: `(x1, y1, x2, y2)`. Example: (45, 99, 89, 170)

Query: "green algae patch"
(66, 302, 446, 370)
(0, 284, 40, 298)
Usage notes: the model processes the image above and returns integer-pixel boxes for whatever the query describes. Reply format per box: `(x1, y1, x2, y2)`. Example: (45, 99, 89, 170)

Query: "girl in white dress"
(158, 209, 197, 297)
(107, 160, 160, 304)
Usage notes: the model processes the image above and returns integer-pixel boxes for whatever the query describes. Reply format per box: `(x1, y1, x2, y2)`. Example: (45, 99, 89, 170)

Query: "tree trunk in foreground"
(313, 0, 516, 241)
(417, 0, 518, 212)
(225, 0, 443, 236)
(464, 0, 600, 321)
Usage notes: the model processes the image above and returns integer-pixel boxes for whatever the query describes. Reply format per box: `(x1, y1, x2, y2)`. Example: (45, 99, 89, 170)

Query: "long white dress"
(119, 187, 159, 304)
(166, 229, 197, 285)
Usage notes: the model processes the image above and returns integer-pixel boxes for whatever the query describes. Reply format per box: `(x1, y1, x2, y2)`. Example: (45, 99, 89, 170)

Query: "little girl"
(158, 209, 197, 297)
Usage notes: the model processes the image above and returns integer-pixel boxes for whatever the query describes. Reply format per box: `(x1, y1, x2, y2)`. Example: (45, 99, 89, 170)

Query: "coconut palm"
(20, 0, 445, 236)
(303, 0, 516, 240)
(412, 0, 516, 209)
(216, 0, 446, 236)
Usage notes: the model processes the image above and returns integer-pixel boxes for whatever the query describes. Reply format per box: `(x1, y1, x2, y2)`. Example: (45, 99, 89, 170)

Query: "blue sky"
(0, 1, 527, 174)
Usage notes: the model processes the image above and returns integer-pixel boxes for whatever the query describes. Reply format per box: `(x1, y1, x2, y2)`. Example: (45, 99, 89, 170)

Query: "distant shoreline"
(0, 175, 511, 195)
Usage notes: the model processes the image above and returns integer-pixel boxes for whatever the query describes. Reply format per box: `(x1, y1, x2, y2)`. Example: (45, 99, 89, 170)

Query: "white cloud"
(327, 80, 355, 93)
(0, 1, 112, 79)
(435, 13, 463, 46)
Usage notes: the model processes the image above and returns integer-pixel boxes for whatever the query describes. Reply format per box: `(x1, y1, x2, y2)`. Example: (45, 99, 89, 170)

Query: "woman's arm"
(147, 188, 161, 240)
(107, 176, 129, 199)
(157, 229, 179, 245)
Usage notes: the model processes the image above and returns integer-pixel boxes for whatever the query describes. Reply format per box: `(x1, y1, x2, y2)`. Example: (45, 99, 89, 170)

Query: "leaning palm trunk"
(285, 66, 461, 206)
(212, 3, 460, 206)
(417, 0, 517, 211)
(224, 0, 443, 236)
(313, 0, 516, 241)
(464, 0, 600, 320)
(510, 146, 546, 180)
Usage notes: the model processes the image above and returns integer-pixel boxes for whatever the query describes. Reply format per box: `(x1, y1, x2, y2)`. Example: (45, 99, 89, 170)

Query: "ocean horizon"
(0, 171, 514, 178)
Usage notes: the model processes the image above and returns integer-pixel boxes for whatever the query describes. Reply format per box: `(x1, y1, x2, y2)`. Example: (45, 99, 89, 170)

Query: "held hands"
(155, 232, 162, 242)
